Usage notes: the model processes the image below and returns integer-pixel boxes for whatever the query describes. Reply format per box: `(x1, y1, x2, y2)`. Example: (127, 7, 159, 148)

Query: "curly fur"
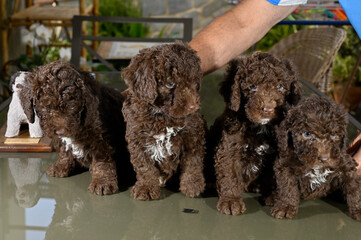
(121, 42, 206, 200)
(24, 60, 131, 195)
(271, 95, 361, 221)
(210, 51, 302, 215)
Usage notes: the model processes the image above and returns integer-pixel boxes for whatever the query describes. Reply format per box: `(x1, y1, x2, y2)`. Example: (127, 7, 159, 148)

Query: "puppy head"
(29, 61, 97, 137)
(277, 95, 347, 170)
(220, 51, 301, 125)
(122, 41, 202, 118)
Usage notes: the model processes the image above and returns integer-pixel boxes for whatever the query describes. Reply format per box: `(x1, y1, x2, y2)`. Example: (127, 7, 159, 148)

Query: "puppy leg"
(131, 161, 161, 200)
(47, 140, 77, 178)
(88, 157, 118, 195)
(215, 133, 246, 215)
(342, 163, 361, 221)
(271, 162, 300, 219)
(179, 133, 206, 198)
(128, 140, 161, 200)
(87, 141, 118, 195)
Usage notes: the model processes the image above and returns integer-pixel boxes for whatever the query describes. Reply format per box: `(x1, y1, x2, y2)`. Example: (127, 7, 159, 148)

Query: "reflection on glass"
(8, 158, 43, 208)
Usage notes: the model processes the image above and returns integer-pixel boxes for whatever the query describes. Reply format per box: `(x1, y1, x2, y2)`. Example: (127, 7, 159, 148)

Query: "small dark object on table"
(182, 208, 199, 214)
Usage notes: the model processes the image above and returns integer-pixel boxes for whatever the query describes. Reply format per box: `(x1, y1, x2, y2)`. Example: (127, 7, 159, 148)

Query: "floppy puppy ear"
(276, 113, 295, 153)
(121, 52, 158, 103)
(18, 82, 35, 124)
(219, 58, 244, 112)
(338, 107, 349, 151)
(282, 58, 302, 106)
(79, 72, 99, 126)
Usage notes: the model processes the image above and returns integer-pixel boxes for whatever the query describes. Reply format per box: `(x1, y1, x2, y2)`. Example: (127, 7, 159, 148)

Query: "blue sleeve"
(339, 0, 361, 38)
(267, 0, 307, 6)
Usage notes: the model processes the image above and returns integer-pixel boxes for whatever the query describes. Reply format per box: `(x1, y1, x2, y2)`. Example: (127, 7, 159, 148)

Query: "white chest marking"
(255, 144, 269, 155)
(145, 126, 184, 163)
(305, 166, 334, 191)
(246, 164, 260, 176)
(260, 118, 271, 125)
(61, 137, 84, 158)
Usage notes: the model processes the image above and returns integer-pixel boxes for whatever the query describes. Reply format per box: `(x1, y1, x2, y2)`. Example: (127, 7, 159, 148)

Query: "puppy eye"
(250, 84, 257, 91)
(277, 84, 284, 90)
(330, 135, 339, 140)
(165, 83, 176, 89)
(302, 132, 313, 139)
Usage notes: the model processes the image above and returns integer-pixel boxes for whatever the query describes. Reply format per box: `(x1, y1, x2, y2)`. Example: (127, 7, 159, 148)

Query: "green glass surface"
(1, 73, 361, 240)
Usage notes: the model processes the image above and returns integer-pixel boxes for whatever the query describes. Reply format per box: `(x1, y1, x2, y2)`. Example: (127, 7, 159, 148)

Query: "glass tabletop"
(0, 72, 361, 240)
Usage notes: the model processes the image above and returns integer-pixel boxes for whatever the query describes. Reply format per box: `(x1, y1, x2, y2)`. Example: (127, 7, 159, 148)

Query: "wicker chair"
(268, 27, 347, 93)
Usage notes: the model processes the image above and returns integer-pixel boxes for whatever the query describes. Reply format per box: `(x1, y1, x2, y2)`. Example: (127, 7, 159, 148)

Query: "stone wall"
(138, 0, 232, 38)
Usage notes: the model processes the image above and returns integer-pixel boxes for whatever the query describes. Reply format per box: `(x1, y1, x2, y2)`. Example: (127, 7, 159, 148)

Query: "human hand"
(347, 131, 361, 174)
(121, 88, 130, 98)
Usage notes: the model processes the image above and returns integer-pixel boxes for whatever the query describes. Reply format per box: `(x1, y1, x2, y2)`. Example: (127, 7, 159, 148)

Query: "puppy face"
(122, 42, 202, 118)
(155, 70, 201, 118)
(240, 67, 292, 125)
(36, 83, 84, 137)
(220, 52, 301, 125)
(29, 61, 94, 138)
(282, 95, 347, 171)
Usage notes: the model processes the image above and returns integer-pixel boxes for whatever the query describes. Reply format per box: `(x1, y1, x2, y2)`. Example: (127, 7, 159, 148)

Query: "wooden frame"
(0, 0, 98, 65)
(71, 15, 193, 72)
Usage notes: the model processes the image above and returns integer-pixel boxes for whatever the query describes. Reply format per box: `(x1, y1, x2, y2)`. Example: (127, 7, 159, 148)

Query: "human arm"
(347, 132, 361, 174)
(189, 0, 299, 75)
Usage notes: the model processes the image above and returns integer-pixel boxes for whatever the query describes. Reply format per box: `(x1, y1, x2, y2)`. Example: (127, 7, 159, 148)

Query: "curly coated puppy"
(271, 95, 361, 221)
(24, 60, 129, 195)
(211, 51, 301, 215)
(121, 42, 206, 200)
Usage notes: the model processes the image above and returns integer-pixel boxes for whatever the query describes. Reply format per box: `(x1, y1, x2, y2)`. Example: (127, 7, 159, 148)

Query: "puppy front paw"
(180, 176, 205, 198)
(263, 195, 275, 206)
(131, 183, 161, 200)
(350, 210, 361, 221)
(216, 197, 246, 215)
(271, 205, 298, 219)
(88, 178, 118, 195)
(46, 162, 73, 177)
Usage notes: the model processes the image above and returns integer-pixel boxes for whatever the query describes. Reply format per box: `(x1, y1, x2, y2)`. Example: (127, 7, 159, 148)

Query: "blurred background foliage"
(98, 0, 150, 38)
(254, 8, 361, 87)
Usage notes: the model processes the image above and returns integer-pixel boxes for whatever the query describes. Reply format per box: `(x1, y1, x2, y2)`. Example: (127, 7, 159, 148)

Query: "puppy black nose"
(262, 107, 274, 113)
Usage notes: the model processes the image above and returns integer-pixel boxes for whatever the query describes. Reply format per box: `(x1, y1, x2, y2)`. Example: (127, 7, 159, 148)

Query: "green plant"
(255, 9, 333, 52)
(9, 24, 70, 72)
(98, 0, 150, 38)
(333, 26, 361, 85)
(254, 13, 305, 52)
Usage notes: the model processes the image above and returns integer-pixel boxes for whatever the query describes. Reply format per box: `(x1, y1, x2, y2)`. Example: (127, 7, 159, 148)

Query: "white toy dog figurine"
(5, 72, 43, 138)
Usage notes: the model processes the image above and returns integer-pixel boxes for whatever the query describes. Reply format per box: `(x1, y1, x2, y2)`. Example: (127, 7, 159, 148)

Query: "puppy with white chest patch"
(271, 95, 361, 221)
(210, 51, 301, 215)
(24, 61, 130, 195)
(121, 42, 206, 200)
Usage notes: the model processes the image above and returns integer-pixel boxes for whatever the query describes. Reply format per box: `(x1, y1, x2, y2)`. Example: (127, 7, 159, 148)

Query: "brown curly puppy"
(271, 95, 361, 221)
(211, 51, 301, 215)
(24, 60, 128, 195)
(121, 42, 206, 200)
